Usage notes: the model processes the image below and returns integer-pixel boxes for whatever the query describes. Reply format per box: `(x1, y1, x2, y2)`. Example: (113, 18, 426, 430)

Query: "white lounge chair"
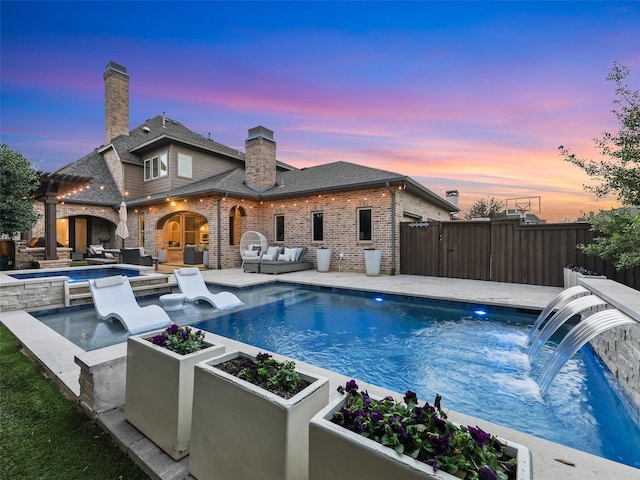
(174, 268, 244, 310)
(88, 275, 173, 334)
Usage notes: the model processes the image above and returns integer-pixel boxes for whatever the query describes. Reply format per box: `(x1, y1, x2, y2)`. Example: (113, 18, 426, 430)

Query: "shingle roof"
(54, 150, 123, 205)
(52, 115, 456, 212)
(269, 162, 455, 211)
(113, 115, 246, 165)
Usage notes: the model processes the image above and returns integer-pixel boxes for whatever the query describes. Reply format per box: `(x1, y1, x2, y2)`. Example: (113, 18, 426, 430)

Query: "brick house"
(32, 62, 458, 274)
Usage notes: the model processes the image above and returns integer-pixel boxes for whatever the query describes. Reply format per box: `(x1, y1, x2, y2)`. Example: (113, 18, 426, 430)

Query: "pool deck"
(2, 268, 638, 479)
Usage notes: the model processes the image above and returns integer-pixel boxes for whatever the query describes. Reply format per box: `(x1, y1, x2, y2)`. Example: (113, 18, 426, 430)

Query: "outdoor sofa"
(122, 247, 154, 266)
(243, 246, 313, 274)
(183, 244, 205, 265)
(86, 244, 119, 265)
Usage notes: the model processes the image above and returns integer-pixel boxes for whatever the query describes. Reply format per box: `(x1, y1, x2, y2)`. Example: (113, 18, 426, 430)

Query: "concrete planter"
(564, 268, 606, 288)
(309, 395, 533, 480)
(124, 328, 225, 460)
(189, 351, 330, 480)
(364, 249, 381, 276)
(316, 248, 331, 272)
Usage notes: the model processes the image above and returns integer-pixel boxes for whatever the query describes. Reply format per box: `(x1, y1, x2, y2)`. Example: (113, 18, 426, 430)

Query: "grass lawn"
(0, 324, 148, 479)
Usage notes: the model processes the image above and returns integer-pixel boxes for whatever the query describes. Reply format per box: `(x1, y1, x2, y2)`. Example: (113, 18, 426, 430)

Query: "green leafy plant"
(332, 380, 517, 480)
(148, 325, 206, 355)
(239, 352, 302, 392)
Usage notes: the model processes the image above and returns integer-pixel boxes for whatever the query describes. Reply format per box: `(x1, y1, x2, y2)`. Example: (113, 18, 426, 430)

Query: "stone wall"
(0, 278, 66, 312)
(590, 325, 640, 416)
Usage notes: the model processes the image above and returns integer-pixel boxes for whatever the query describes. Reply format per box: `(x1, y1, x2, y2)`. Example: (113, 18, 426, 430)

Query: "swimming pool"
(9, 266, 141, 284)
(35, 283, 640, 467)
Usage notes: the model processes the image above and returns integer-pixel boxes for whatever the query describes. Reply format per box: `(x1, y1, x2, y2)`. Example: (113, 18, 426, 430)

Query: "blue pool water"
(34, 283, 640, 467)
(192, 286, 640, 468)
(9, 267, 140, 284)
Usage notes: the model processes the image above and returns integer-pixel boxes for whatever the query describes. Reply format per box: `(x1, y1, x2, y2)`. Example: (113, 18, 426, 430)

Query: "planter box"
(364, 249, 381, 276)
(309, 395, 533, 480)
(125, 328, 225, 460)
(189, 351, 330, 480)
(316, 248, 331, 272)
(564, 268, 606, 288)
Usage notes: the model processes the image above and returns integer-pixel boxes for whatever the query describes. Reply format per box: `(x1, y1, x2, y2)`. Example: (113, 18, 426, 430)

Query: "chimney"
(245, 126, 276, 191)
(104, 62, 129, 144)
(446, 190, 459, 219)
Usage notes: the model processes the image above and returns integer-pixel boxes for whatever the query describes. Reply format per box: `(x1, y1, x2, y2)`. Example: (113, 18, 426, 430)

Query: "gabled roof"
(52, 115, 457, 212)
(107, 115, 246, 165)
(53, 150, 123, 205)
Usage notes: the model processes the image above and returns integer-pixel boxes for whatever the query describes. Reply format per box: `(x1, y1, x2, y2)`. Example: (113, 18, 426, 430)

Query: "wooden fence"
(400, 219, 640, 289)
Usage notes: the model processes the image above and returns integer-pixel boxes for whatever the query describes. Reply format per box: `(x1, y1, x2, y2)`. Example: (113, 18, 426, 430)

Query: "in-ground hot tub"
(0, 264, 172, 312)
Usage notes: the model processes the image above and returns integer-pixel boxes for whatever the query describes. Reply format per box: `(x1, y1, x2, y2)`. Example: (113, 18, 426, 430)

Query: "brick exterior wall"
(37, 184, 451, 273)
(32, 202, 121, 246)
(103, 62, 129, 144)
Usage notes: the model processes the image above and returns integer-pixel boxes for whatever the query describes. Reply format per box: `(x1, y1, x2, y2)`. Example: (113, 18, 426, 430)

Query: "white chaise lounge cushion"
(93, 275, 126, 288)
(177, 267, 199, 276)
(88, 276, 172, 334)
(174, 268, 244, 310)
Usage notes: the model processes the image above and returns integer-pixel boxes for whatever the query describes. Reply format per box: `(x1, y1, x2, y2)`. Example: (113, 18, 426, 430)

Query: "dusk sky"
(2, 1, 639, 221)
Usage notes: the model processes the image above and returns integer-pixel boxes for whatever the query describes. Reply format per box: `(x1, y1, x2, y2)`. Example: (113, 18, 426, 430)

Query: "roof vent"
(142, 126, 150, 133)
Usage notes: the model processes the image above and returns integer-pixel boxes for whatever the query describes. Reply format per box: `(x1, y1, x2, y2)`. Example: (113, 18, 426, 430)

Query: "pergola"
(32, 171, 93, 260)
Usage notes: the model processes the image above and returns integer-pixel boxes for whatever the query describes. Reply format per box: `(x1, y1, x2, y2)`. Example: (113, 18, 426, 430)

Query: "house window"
(358, 208, 372, 242)
(138, 214, 145, 247)
(178, 153, 192, 178)
(312, 211, 324, 242)
(144, 153, 168, 180)
(275, 214, 285, 242)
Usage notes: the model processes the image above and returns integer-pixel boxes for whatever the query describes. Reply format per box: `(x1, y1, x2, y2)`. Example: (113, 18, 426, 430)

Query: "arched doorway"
(158, 212, 209, 264)
(229, 206, 246, 246)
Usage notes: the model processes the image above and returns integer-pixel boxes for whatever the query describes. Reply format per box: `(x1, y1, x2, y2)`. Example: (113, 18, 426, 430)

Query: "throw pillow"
(104, 252, 116, 259)
(284, 247, 297, 261)
(261, 253, 274, 261)
(266, 246, 280, 260)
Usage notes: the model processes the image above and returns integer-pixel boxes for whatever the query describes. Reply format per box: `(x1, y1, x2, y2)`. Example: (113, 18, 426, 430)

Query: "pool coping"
(2, 269, 638, 479)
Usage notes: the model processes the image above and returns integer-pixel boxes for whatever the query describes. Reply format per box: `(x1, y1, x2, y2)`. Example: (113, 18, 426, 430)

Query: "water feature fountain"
(537, 308, 636, 394)
(529, 279, 640, 397)
(528, 295, 609, 359)
(526, 285, 591, 341)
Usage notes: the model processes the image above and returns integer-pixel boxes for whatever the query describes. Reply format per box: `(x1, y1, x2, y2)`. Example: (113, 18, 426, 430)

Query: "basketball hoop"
(506, 196, 541, 221)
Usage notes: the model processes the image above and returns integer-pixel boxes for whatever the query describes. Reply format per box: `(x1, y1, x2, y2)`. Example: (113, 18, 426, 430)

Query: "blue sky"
(1, 1, 639, 220)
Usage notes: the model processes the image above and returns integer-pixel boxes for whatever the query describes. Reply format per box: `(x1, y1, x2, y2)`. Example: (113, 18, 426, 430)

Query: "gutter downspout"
(386, 182, 397, 275)
(217, 197, 222, 269)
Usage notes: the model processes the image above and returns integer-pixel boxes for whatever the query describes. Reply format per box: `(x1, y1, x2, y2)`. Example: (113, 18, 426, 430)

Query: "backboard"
(506, 196, 541, 218)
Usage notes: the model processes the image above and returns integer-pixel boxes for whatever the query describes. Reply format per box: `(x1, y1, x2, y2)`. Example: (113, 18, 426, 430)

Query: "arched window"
(229, 206, 244, 245)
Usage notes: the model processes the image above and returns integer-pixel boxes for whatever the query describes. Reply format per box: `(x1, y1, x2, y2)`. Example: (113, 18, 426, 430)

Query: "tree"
(559, 63, 640, 269)
(464, 196, 505, 220)
(0, 144, 40, 236)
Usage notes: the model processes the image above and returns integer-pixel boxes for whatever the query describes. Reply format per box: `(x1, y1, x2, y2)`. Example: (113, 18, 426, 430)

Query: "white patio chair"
(174, 268, 244, 310)
(88, 275, 172, 334)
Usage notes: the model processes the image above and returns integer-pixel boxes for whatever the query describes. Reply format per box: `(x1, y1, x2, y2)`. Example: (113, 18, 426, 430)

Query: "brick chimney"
(245, 126, 276, 191)
(104, 62, 129, 144)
